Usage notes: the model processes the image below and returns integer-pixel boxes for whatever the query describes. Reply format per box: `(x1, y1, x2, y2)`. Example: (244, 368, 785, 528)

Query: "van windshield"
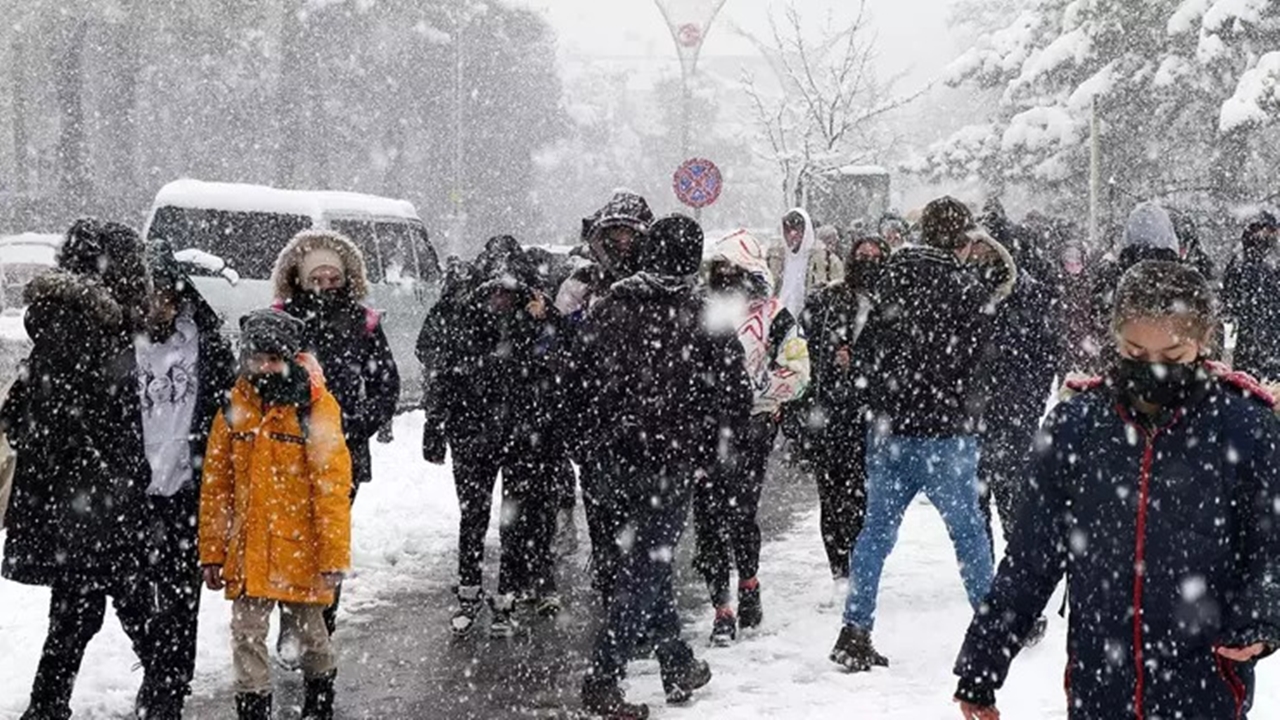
(147, 206, 312, 280)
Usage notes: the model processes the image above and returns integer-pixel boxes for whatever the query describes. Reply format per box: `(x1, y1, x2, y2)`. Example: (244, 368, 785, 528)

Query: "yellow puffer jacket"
(198, 354, 352, 605)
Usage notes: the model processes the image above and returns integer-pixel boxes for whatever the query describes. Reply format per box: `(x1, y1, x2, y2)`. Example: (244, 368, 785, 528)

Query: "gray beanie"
(239, 308, 305, 357)
(1122, 202, 1179, 253)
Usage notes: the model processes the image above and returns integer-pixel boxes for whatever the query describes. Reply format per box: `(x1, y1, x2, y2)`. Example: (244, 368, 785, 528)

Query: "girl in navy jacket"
(954, 260, 1279, 720)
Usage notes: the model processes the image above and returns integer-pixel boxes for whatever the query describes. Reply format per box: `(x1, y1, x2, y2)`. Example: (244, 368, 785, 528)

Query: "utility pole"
(450, 0, 468, 257)
(1089, 97, 1101, 250)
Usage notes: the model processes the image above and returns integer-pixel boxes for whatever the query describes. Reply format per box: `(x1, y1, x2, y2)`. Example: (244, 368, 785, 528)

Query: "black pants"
(28, 576, 152, 717)
(589, 465, 693, 685)
(813, 421, 869, 579)
(693, 415, 776, 607)
(454, 440, 558, 595)
(581, 455, 625, 601)
(141, 488, 202, 705)
(978, 420, 1036, 548)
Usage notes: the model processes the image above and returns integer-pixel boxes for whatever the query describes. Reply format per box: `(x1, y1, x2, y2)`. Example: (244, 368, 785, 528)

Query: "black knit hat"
(240, 308, 306, 357)
(643, 214, 704, 277)
(591, 191, 654, 237)
(920, 196, 976, 250)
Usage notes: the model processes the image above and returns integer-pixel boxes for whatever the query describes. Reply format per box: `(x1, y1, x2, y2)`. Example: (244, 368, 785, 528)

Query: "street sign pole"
(655, 1, 729, 164)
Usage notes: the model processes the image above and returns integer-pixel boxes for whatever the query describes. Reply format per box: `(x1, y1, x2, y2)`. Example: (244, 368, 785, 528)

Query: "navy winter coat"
(955, 372, 1280, 720)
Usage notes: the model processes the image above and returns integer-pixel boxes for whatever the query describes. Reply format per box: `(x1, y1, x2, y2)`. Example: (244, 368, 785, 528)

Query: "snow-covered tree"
(740, 1, 905, 211)
(912, 0, 1280, 233)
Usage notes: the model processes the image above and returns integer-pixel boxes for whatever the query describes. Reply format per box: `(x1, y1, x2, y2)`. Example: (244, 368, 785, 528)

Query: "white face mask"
(703, 291, 752, 333)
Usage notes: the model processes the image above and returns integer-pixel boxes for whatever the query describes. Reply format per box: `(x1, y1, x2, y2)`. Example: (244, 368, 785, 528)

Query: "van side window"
(329, 220, 382, 284)
(148, 206, 311, 280)
(375, 222, 419, 283)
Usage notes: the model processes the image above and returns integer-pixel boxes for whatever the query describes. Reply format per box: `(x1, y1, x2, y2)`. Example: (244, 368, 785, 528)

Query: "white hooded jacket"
(708, 230, 811, 416)
(778, 207, 816, 318)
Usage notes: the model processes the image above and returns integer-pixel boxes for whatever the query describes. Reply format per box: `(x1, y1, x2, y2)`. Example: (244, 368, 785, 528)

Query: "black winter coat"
(567, 273, 752, 499)
(425, 285, 563, 457)
(184, 296, 237, 490)
(1223, 256, 1280, 382)
(975, 271, 1062, 440)
(1, 272, 151, 587)
(867, 246, 995, 437)
(281, 292, 400, 486)
(956, 375, 1280, 719)
(796, 283, 879, 445)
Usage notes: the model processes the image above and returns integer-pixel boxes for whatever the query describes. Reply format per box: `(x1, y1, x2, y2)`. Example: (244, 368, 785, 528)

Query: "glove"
(422, 423, 447, 465)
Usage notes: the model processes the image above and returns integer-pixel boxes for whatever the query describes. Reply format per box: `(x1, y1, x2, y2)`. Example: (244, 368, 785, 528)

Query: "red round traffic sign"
(673, 158, 723, 209)
(677, 23, 703, 48)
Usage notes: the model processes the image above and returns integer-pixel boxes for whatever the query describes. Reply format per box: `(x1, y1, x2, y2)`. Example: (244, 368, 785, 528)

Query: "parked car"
(0, 233, 62, 314)
(143, 179, 441, 408)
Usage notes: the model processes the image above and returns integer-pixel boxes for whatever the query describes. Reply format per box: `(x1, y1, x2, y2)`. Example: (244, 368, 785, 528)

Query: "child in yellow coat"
(199, 309, 352, 720)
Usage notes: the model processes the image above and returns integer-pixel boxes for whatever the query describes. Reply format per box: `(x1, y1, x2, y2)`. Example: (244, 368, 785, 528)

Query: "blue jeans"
(843, 432, 993, 630)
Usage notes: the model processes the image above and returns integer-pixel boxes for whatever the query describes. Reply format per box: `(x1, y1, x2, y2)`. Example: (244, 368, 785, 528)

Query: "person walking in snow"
(1084, 201, 1183, 373)
(778, 208, 818, 317)
(420, 236, 567, 637)
(272, 229, 400, 636)
(553, 191, 656, 602)
(571, 215, 752, 720)
(797, 235, 889, 591)
(695, 230, 811, 645)
(0, 219, 162, 720)
(199, 309, 352, 720)
(131, 242, 237, 717)
(954, 261, 1280, 720)
(830, 197, 1003, 672)
(1223, 211, 1280, 382)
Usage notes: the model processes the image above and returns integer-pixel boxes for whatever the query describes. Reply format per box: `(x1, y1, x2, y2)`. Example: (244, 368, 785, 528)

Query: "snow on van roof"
(152, 179, 421, 222)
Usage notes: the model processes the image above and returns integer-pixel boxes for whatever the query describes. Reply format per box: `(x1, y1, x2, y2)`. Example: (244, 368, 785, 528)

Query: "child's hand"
(321, 572, 344, 590)
(202, 565, 225, 591)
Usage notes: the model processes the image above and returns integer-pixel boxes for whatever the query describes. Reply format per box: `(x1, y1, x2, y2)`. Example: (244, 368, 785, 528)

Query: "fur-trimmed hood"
(271, 230, 370, 301)
(23, 270, 124, 329)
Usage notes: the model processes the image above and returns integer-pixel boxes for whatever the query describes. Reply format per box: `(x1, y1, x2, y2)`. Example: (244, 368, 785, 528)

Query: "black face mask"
(847, 261, 883, 291)
(250, 361, 308, 406)
(1112, 357, 1208, 410)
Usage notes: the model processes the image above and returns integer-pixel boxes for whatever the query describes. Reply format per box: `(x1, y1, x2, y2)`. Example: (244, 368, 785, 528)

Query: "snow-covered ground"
(2, 411, 1277, 718)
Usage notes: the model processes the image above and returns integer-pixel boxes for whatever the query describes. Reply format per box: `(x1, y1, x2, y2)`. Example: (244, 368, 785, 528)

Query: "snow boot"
(1023, 615, 1049, 649)
(829, 625, 890, 672)
(710, 608, 737, 647)
(489, 593, 517, 639)
(451, 585, 485, 637)
(234, 692, 272, 720)
(135, 680, 184, 720)
(661, 658, 712, 705)
(581, 677, 650, 720)
(737, 579, 763, 630)
(301, 670, 336, 720)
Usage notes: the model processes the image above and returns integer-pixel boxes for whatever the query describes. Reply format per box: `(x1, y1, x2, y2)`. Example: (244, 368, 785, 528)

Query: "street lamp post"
(654, 1, 729, 179)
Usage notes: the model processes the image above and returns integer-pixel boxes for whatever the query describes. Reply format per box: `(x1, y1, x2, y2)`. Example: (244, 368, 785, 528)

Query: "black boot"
(661, 658, 712, 705)
(829, 625, 890, 672)
(737, 582, 763, 630)
(302, 671, 336, 720)
(581, 676, 650, 720)
(234, 692, 272, 720)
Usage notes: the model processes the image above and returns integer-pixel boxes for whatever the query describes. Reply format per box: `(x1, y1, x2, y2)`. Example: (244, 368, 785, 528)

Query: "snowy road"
(2, 412, 1277, 718)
